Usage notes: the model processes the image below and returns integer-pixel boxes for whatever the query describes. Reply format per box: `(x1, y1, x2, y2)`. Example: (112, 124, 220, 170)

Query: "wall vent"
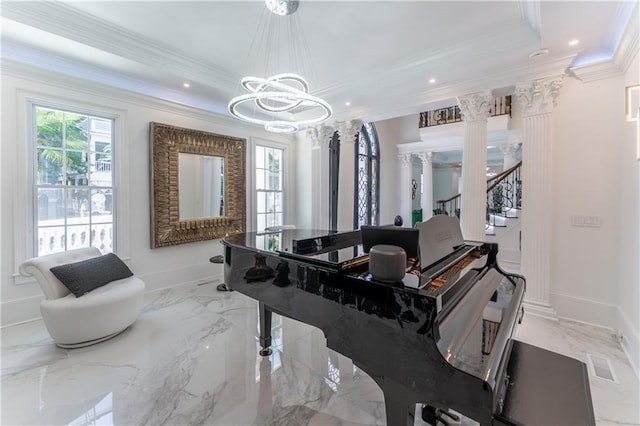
(586, 353, 618, 383)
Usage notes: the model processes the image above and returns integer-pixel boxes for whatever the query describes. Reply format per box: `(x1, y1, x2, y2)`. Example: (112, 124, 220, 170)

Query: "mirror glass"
(178, 153, 225, 220)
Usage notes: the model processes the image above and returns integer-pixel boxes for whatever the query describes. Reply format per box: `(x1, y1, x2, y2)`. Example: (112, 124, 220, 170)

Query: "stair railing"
(434, 161, 522, 230)
(486, 161, 522, 229)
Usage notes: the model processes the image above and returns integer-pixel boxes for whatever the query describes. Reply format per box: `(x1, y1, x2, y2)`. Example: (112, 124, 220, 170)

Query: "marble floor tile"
(2, 281, 638, 425)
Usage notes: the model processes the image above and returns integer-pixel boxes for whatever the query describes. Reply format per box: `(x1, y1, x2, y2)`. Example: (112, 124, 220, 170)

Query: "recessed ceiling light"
(429, 78, 436, 84)
(183, 82, 190, 88)
(345, 101, 351, 106)
(568, 39, 579, 46)
(529, 48, 549, 59)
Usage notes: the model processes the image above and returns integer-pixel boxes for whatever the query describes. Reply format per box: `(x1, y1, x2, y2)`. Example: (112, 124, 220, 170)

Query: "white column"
(515, 77, 562, 314)
(500, 142, 521, 170)
(417, 151, 434, 221)
(457, 91, 493, 241)
(335, 120, 362, 230)
(397, 153, 413, 227)
(307, 125, 334, 230)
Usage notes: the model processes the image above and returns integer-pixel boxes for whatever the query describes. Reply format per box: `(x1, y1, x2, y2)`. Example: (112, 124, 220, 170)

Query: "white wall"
(1, 62, 294, 327)
(552, 74, 624, 325)
(374, 118, 402, 225)
(618, 51, 639, 374)
(433, 167, 461, 204)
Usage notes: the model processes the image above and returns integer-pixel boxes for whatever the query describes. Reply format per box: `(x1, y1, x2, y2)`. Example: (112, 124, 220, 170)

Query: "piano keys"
(222, 217, 595, 425)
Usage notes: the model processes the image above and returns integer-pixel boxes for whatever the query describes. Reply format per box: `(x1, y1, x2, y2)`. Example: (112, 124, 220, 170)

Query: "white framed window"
(32, 105, 115, 256)
(255, 144, 285, 232)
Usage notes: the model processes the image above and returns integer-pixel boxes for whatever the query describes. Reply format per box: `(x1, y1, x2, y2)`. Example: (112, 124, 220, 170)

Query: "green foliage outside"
(36, 107, 89, 184)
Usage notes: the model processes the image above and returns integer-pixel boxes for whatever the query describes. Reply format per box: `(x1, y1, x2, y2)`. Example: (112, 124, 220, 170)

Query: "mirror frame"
(150, 122, 246, 248)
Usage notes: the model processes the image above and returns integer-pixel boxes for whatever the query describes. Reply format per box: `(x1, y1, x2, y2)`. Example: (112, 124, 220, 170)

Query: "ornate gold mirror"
(150, 122, 246, 248)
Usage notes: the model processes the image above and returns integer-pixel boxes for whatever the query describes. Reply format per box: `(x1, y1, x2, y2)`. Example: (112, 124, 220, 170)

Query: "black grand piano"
(222, 216, 595, 425)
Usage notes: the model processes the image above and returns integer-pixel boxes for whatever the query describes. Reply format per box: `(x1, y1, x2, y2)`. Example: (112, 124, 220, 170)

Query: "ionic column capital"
(457, 90, 494, 122)
(307, 124, 335, 147)
(515, 77, 563, 116)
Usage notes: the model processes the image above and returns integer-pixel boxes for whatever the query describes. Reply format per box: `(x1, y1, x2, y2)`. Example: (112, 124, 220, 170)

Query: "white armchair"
(19, 247, 145, 348)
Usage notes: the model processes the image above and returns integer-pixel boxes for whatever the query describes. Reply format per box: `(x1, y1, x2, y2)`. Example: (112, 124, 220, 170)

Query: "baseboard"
(523, 299, 558, 321)
(497, 248, 521, 265)
(136, 261, 223, 293)
(551, 292, 618, 329)
(616, 307, 640, 380)
(1, 261, 224, 328)
(0, 295, 43, 328)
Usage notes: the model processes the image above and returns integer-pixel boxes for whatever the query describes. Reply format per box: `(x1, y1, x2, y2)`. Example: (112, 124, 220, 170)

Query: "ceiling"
(1, 1, 637, 129)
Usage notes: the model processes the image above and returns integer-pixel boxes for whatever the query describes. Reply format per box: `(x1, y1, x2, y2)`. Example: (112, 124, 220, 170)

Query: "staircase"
(485, 161, 522, 235)
(435, 162, 522, 265)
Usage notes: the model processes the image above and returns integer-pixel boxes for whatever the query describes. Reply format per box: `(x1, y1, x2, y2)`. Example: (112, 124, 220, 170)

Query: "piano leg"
(258, 302, 273, 356)
(379, 390, 414, 426)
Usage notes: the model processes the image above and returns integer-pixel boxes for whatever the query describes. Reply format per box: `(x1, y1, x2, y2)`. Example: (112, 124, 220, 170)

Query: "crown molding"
(317, 19, 538, 97)
(347, 54, 574, 124)
(1, 1, 237, 89)
(0, 59, 294, 143)
(518, 0, 542, 39)
(570, 4, 639, 83)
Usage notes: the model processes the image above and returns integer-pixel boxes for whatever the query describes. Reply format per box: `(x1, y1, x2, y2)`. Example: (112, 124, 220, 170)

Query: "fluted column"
(335, 120, 362, 230)
(417, 151, 434, 221)
(500, 142, 521, 170)
(515, 77, 562, 313)
(307, 125, 335, 230)
(398, 153, 413, 227)
(457, 91, 493, 241)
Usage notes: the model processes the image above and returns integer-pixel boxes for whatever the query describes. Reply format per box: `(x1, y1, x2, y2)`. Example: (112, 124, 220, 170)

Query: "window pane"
(65, 150, 89, 186)
(266, 192, 275, 213)
(257, 191, 266, 214)
(36, 107, 63, 148)
(67, 225, 91, 250)
(257, 213, 266, 231)
(273, 192, 283, 213)
(37, 226, 67, 256)
(91, 189, 112, 221)
(267, 169, 281, 190)
(256, 169, 265, 190)
(92, 223, 113, 253)
(267, 148, 281, 172)
(64, 112, 89, 151)
(67, 188, 90, 224)
(256, 146, 265, 169)
(37, 188, 65, 224)
(37, 148, 64, 185)
(92, 141, 113, 186)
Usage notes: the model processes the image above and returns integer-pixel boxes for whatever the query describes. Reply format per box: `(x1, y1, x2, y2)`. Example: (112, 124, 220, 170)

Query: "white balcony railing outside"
(37, 216, 113, 256)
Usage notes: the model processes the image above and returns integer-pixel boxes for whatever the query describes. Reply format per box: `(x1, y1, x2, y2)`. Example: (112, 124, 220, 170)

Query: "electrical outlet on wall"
(571, 215, 602, 227)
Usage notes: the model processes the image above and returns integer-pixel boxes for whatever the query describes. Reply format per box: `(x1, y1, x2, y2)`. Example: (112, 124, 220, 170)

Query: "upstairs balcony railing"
(419, 95, 512, 128)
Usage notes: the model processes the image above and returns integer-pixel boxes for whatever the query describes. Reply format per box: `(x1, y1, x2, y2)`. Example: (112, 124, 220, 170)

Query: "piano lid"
(416, 215, 467, 269)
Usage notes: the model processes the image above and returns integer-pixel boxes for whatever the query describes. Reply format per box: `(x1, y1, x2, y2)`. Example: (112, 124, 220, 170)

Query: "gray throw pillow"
(49, 253, 133, 297)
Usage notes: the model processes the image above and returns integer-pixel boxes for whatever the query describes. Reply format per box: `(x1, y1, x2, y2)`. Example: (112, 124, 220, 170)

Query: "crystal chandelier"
(228, 0, 332, 133)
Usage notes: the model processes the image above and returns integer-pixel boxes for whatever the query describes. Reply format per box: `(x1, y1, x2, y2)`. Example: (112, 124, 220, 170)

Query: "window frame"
(250, 138, 291, 233)
(353, 122, 380, 229)
(32, 104, 116, 256)
(14, 93, 128, 280)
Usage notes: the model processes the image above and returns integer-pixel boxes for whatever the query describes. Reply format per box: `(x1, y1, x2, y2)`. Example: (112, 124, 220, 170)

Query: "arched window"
(354, 122, 379, 228)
